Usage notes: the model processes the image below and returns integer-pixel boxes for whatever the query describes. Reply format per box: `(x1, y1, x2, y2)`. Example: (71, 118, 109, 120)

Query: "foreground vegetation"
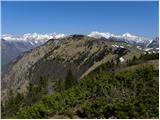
(2, 53, 159, 119)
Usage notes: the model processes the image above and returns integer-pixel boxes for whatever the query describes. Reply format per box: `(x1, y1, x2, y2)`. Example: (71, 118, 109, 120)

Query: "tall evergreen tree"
(65, 69, 77, 89)
(55, 78, 65, 92)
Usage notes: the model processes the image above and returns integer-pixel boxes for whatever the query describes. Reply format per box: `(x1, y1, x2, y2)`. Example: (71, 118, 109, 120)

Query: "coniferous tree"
(39, 76, 48, 95)
(65, 69, 77, 89)
(116, 58, 120, 66)
(133, 56, 137, 61)
(55, 78, 65, 92)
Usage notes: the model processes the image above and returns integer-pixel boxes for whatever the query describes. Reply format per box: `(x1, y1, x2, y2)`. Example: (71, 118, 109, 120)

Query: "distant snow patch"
(119, 57, 125, 62)
(119, 45, 124, 48)
(35, 40, 38, 44)
(136, 46, 142, 50)
(29, 41, 34, 45)
(112, 45, 125, 48)
(144, 48, 153, 51)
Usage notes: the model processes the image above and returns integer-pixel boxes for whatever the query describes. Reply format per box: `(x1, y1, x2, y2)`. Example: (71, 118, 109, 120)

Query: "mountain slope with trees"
(2, 64, 158, 119)
(1, 35, 159, 119)
(2, 35, 143, 101)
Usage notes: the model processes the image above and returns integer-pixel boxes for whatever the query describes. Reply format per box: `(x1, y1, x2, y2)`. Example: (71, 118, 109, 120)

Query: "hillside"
(2, 64, 159, 119)
(2, 35, 144, 101)
(1, 39, 34, 68)
(1, 35, 159, 119)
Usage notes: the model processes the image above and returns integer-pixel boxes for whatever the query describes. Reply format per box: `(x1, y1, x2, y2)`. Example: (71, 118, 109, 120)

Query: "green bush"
(3, 65, 159, 119)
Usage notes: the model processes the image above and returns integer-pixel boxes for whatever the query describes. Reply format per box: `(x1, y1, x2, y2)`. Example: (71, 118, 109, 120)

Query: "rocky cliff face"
(2, 35, 142, 101)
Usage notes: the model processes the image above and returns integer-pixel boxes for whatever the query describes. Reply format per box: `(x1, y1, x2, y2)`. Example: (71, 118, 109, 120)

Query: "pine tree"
(65, 69, 77, 89)
(133, 56, 137, 61)
(39, 76, 47, 95)
(55, 78, 65, 92)
(116, 58, 120, 66)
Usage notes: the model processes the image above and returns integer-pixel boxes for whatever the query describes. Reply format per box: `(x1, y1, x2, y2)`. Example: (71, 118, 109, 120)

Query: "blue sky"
(2, 1, 159, 37)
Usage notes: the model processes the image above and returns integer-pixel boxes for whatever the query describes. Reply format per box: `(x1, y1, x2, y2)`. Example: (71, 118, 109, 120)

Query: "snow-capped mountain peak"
(88, 31, 114, 39)
(1, 34, 21, 41)
(122, 33, 137, 38)
(1, 33, 66, 48)
(88, 31, 152, 47)
(54, 33, 65, 39)
(88, 31, 138, 39)
(1, 33, 65, 42)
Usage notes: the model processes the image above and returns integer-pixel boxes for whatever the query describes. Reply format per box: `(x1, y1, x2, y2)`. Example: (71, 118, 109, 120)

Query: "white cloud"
(119, 57, 125, 62)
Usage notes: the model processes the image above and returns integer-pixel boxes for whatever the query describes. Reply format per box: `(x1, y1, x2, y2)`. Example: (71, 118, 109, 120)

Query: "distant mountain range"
(1, 33, 65, 68)
(88, 32, 158, 48)
(1, 32, 158, 68)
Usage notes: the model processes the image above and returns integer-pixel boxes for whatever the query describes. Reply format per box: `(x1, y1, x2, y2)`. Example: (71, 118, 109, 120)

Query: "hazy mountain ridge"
(1, 33, 65, 68)
(1, 39, 37, 68)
